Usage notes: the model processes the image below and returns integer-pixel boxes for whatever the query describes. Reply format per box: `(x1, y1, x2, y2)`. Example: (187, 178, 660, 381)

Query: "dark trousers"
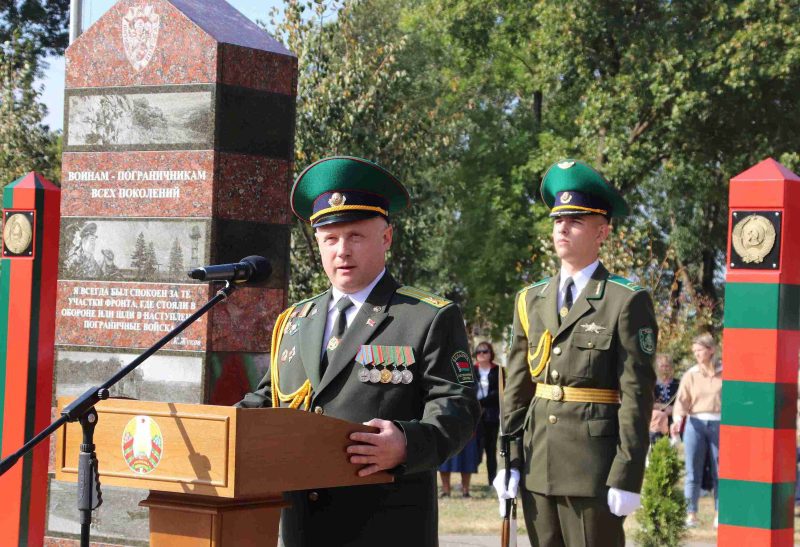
(521, 488, 625, 547)
(480, 420, 499, 484)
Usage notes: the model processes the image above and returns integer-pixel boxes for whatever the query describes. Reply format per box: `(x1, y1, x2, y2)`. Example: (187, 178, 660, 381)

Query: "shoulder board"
(396, 286, 452, 308)
(290, 291, 326, 317)
(292, 291, 326, 307)
(607, 275, 643, 292)
(518, 277, 550, 294)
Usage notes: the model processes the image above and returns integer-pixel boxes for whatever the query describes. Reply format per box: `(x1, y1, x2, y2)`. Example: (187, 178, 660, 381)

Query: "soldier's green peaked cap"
(291, 156, 411, 227)
(540, 159, 629, 218)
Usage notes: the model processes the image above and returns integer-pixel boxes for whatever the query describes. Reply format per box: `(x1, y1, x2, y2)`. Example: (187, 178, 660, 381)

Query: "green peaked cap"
(540, 159, 629, 218)
(291, 156, 410, 226)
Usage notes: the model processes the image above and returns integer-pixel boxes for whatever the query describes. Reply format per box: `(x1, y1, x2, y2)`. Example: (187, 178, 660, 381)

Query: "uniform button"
(308, 491, 319, 501)
(548, 415, 558, 424)
(314, 406, 324, 415)
(553, 347, 562, 355)
(587, 341, 594, 348)
(550, 370, 560, 381)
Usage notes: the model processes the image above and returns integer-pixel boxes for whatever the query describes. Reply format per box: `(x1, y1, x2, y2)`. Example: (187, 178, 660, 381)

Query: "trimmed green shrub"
(635, 437, 687, 547)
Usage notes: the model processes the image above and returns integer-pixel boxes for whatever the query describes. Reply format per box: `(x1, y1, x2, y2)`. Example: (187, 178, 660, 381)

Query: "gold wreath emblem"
(559, 192, 573, 204)
(731, 214, 776, 264)
(328, 192, 346, 207)
(3, 213, 33, 255)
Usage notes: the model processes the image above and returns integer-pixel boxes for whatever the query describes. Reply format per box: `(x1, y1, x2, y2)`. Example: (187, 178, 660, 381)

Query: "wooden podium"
(55, 398, 392, 546)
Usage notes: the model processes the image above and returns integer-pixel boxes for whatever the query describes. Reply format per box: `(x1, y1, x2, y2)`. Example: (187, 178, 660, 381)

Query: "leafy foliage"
(266, 0, 467, 302)
(0, 34, 59, 186)
(259, 0, 800, 348)
(0, 0, 70, 58)
(635, 437, 687, 547)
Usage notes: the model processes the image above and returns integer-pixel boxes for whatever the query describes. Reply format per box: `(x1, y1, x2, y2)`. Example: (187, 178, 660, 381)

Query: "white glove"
(607, 487, 641, 516)
(493, 468, 520, 517)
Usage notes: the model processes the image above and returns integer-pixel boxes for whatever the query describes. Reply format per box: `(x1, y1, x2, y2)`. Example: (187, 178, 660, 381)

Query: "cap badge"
(559, 192, 573, 204)
(328, 192, 346, 207)
(557, 161, 575, 169)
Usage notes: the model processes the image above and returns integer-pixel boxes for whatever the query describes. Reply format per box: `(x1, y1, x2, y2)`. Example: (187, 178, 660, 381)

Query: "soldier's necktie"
(322, 296, 354, 374)
(559, 277, 574, 322)
(332, 296, 354, 338)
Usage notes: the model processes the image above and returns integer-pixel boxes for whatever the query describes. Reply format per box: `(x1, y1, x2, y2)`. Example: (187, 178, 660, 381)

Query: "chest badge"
(580, 322, 606, 334)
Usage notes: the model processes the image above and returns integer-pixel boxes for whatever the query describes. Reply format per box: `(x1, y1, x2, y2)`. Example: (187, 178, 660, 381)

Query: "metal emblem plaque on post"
(729, 210, 781, 270)
(2, 210, 35, 258)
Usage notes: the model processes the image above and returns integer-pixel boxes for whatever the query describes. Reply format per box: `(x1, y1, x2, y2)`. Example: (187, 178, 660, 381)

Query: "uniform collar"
(330, 268, 386, 311)
(559, 259, 599, 298)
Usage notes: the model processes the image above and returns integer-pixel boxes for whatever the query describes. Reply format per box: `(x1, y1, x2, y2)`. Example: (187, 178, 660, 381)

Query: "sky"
(37, 0, 283, 131)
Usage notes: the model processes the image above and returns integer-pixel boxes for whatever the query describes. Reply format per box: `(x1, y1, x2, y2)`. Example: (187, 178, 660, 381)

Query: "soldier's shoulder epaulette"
(607, 274, 644, 292)
(518, 277, 550, 294)
(290, 291, 326, 317)
(396, 286, 452, 308)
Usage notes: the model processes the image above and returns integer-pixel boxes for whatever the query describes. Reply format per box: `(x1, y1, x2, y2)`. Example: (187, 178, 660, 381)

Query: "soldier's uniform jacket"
(504, 263, 657, 497)
(238, 272, 480, 547)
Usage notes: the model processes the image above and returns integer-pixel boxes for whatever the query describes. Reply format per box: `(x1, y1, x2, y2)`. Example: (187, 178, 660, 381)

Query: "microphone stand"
(0, 281, 236, 547)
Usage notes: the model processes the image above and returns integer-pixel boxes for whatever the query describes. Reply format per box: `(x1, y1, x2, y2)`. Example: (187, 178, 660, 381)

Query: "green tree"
(635, 437, 687, 547)
(267, 0, 466, 302)
(0, 34, 59, 186)
(411, 0, 800, 337)
(0, 0, 70, 58)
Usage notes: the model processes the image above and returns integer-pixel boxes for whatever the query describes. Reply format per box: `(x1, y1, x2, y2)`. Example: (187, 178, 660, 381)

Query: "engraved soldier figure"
(64, 221, 102, 278)
(100, 249, 122, 280)
(237, 156, 480, 547)
(496, 160, 657, 547)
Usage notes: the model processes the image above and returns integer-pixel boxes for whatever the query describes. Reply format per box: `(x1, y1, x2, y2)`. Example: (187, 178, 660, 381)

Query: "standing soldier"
(238, 156, 480, 547)
(495, 159, 657, 546)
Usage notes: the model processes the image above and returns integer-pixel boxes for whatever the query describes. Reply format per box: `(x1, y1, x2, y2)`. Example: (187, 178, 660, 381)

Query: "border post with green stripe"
(719, 159, 800, 546)
(0, 172, 60, 547)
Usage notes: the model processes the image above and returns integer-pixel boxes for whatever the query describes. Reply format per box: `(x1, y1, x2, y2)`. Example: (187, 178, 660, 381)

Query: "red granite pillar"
(50, 0, 296, 544)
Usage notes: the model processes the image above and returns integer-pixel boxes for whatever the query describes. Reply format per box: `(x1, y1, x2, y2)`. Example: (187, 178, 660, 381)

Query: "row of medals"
(358, 364, 413, 384)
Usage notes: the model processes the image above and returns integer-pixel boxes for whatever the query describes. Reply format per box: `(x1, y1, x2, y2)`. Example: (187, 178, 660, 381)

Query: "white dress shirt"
(321, 268, 386, 357)
(557, 260, 600, 310)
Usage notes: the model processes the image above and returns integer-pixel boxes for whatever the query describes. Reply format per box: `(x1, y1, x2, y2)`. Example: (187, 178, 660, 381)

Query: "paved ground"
(439, 535, 716, 546)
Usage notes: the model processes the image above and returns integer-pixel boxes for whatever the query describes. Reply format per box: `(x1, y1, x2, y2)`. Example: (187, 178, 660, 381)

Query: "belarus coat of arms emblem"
(122, 6, 161, 71)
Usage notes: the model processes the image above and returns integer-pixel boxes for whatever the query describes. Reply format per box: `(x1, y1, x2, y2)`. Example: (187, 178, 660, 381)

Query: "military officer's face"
(315, 216, 393, 293)
(552, 214, 609, 266)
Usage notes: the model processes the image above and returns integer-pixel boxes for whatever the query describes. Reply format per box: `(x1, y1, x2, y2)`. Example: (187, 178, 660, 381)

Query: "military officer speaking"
(237, 156, 480, 547)
(495, 160, 657, 546)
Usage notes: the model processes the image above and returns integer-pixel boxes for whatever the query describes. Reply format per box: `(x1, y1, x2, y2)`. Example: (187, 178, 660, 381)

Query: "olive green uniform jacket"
(238, 273, 480, 547)
(503, 263, 657, 497)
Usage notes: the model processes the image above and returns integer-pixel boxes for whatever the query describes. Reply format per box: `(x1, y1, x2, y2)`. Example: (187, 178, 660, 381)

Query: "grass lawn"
(437, 462, 800, 542)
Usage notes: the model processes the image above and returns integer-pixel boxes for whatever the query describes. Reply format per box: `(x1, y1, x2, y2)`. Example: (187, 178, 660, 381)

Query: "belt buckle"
(551, 385, 564, 401)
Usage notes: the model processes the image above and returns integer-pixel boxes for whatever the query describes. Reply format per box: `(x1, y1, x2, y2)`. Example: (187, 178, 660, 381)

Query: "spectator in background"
(671, 333, 722, 529)
(650, 354, 680, 446)
(438, 423, 481, 498)
(474, 341, 501, 485)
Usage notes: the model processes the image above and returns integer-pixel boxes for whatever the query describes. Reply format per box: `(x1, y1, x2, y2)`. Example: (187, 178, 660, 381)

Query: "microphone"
(188, 255, 272, 283)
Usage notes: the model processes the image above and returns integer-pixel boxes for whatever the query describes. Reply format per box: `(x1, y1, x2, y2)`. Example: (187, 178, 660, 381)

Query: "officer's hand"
(607, 487, 641, 516)
(347, 419, 407, 477)
(492, 468, 520, 517)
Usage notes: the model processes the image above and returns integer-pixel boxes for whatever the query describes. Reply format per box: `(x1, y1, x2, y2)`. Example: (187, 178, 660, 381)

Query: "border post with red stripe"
(0, 172, 60, 547)
(719, 158, 800, 545)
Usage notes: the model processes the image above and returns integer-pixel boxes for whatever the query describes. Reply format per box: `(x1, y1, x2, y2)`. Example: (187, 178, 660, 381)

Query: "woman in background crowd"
(474, 341, 501, 485)
(671, 333, 722, 528)
(650, 353, 680, 446)
(439, 343, 496, 497)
